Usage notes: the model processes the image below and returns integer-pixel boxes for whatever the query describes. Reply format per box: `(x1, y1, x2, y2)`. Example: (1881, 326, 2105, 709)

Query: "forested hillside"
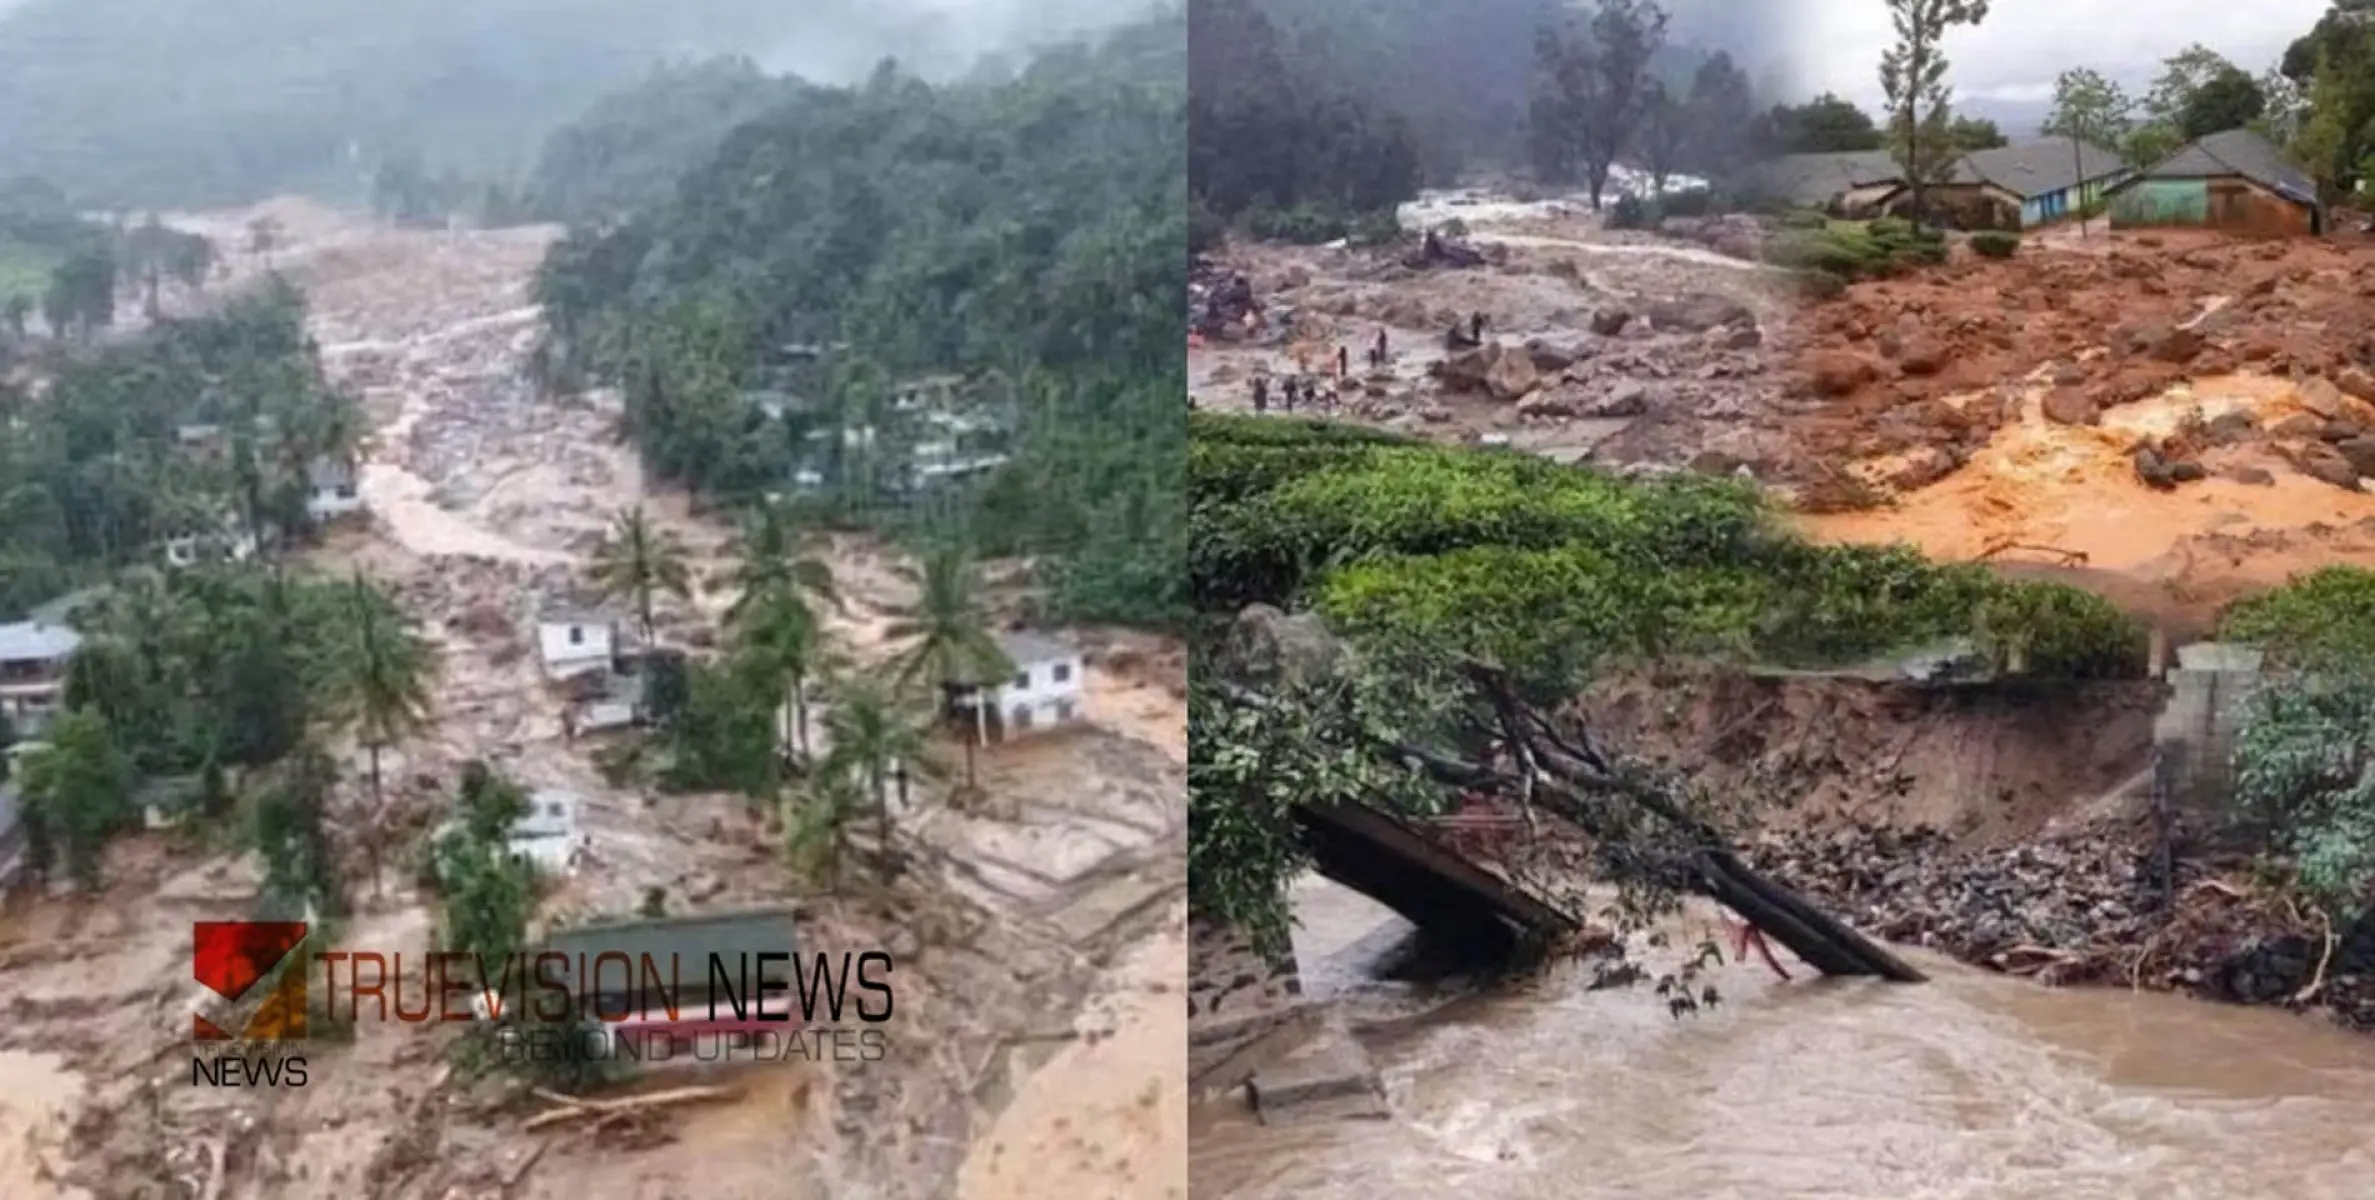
(524, 58, 809, 225)
(0, 0, 1157, 208)
(536, 14, 1186, 625)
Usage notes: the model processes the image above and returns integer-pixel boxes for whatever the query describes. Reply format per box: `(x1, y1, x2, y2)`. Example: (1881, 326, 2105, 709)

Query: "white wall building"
(955, 630, 1084, 742)
(536, 607, 619, 681)
(306, 457, 364, 520)
(0, 620, 80, 738)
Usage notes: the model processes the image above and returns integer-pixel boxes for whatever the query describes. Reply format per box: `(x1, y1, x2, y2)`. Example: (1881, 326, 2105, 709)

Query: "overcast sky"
(1800, 0, 2331, 107)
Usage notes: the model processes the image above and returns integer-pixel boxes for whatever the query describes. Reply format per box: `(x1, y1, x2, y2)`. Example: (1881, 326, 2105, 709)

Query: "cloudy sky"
(1799, 0, 2330, 107)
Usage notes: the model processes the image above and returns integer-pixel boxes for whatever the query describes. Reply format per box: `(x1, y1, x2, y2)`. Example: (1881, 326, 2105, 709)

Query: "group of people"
(1248, 328, 1395, 415)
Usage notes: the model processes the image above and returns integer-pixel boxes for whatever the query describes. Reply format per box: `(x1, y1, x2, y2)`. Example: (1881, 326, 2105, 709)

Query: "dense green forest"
(535, 15, 1186, 627)
(523, 58, 809, 225)
(0, 281, 362, 614)
(0, 0, 1160, 209)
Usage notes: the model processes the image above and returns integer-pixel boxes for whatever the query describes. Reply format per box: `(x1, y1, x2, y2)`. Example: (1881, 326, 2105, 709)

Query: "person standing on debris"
(1335, 344, 1349, 380)
(1251, 375, 1269, 413)
(1470, 311, 1487, 343)
(1374, 327, 1389, 368)
(1281, 376, 1298, 413)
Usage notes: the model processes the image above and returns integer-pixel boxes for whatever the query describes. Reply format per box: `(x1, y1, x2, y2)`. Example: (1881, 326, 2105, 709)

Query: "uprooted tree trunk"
(1218, 668, 1926, 984)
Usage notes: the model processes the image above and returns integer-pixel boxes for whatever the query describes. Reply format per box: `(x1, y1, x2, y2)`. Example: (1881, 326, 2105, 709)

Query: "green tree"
(43, 246, 116, 339)
(726, 502, 839, 626)
(18, 710, 136, 889)
(1943, 114, 2007, 150)
(2180, 67, 2267, 139)
(784, 757, 865, 890)
(1878, 0, 1992, 221)
(1529, 0, 1671, 207)
(734, 582, 838, 763)
(589, 504, 692, 651)
(2043, 68, 2134, 237)
(318, 572, 439, 900)
(253, 743, 346, 916)
(888, 542, 1010, 790)
(1756, 93, 1885, 153)
(821, 674, 938, 879)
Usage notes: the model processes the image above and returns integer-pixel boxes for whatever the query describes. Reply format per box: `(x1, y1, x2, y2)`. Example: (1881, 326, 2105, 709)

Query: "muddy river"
(1193, 879, 2375, 1200)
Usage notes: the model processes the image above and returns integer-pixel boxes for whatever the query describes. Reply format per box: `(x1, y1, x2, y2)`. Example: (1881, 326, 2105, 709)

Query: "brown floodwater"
(1193, 879, 2375, 1200)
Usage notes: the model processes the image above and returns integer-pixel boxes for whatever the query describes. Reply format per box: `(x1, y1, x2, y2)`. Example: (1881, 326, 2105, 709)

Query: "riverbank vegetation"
(535, 16, 1184, 628)
(1188, 413, 2147, 955)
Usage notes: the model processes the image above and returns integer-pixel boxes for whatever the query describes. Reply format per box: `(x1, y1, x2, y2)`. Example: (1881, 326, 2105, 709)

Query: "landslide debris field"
(1191, 203, 2375, 635)
(0, 199, 1186, 1200)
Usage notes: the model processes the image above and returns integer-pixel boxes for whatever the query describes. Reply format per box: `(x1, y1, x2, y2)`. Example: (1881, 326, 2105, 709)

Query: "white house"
(306, 457, 364, 520)
(536, 606, 619, 682)
(0, 620, 81, 738)
(160, 526, 258, 569)
(954, 630, 1084, 742)
(510, 788, 589, 876)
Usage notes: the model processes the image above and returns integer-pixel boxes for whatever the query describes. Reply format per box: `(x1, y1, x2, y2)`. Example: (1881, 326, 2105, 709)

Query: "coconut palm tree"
(888, 541, 1010, 789)
(317, 571, 438, 900)
(734, 581, 840, 763)
(589, 504, 693, 650)
(821, 675, 938, 877)
(727, 500, 839, 625)
(784, 755, 864, 891)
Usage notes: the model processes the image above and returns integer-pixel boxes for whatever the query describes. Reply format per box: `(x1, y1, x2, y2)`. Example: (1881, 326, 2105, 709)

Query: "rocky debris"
(1644, 293, 1753, 335)
(1485, 349, 1542, 400)
(2290, 441, 2364, 491)
(1802, 349, 1880, 398)
(2041, 386, 2098, 426)
(1591, 309, 1631, 337)
(1754, 824, 2375, 1031)
(1524, 339, 1579, 373)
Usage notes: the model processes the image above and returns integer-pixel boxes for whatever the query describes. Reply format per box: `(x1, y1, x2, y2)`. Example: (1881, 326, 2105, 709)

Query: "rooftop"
(0, 621, 81, 663)
(1959, 137, 2129, 199)
(2138, 127, 2318, 205)
(996, 629, 1076, 666)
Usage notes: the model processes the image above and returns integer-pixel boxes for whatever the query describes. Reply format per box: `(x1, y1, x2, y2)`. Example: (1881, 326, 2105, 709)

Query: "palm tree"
(318, 572, 438, 900)
(821, 676, 938, 877)
(735, 582, 840, 763)
(588, 504, 693, 651)
(888, 542, 1010, 789)
(727, 500, 839, 625)
(784, 756, 864, 891)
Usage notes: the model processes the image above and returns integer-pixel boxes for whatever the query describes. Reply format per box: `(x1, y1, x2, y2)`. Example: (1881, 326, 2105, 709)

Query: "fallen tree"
(1198, 635, 1923, 984)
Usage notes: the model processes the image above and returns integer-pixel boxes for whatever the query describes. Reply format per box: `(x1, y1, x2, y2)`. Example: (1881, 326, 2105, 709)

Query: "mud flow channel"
(1193, 880, 2375, 1200)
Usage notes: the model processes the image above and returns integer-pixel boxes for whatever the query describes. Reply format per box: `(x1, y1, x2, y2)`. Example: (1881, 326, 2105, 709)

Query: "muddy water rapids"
(1194, 880, 2375, 1200)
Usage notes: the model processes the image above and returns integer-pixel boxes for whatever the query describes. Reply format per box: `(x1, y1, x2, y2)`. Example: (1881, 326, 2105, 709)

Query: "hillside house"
(510, 788, 589, 876)
(160, 522, 258, 569)
(536, 606, 622, 683)
(2107, 128, 2323, 237)
(0, 782, 23, 890)
(1738, 150, 1904, 214)
(0, 619, 80, 738)
(951, 630, 1084, 743)
(306, 457, 364, 520)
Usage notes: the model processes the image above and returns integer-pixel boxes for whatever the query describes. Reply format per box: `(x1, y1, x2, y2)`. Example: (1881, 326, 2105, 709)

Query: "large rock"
(1485, 349, 1543, 400)
(2294, 443, 2364, 491)
(1430, 344, 1497, 391)
(1524, 339, 1578, 372)
(2339, 436, 2375, 478)
(2338, 367, 2375, 406)
(1802, 349, 1880, 397)
(2118, 321, 2203, 364)
(2041, 387, 2099, 426)
(1646, 292, 1754, 333)
(1897, 335, 1948, 376)
(1590, 309, 1632, 336)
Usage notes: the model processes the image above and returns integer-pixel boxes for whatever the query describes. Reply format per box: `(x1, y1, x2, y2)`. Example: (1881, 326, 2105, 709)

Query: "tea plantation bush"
(1970, 231, 2021, 258)
(1190, 416, 2149, 685)
(2221, 566, 2375, 667)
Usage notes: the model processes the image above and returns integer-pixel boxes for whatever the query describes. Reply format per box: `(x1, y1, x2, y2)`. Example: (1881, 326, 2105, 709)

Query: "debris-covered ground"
(1188, 194, 1786, 465)
(0, 197, 1186, 1200)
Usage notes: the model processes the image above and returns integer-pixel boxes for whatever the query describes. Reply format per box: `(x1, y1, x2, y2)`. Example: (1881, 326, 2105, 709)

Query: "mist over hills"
(0, 0, 1162, 208)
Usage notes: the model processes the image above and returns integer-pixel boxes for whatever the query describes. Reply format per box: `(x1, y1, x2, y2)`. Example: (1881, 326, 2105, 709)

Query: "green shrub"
(1661, 188, 1713, 217)
(1780, 208, 1829, 229)
(1969, 230, 2021, 258)
(1190, 447, 1775, 610)
(1348, 209, 1404, 247)
(1242, 203, 1351, 245)
(1188, 412, 1412, 449)
(2220, 566, 2375, 667)
(1608, 193, 1651, 230)
(1788, 268, 1850, 301)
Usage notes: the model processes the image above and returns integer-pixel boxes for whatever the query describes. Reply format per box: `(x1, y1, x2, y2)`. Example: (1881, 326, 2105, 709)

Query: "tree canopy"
(535, 17, 1185, 627)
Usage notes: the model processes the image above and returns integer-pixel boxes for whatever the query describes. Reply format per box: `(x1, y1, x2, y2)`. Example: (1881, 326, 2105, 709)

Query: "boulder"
(2339, 436, 2375, 478)
(2041, 387, 2098, 427)
(1590, 309, 1632, 336)
(1647, 293, 1754, 333)
(1710, 324, 1763, 351)
(2294, 443, 2363, 491)
(2269, 412, 2326, 440)
(2218, 464, 2276, 486)
(2337, 366, 2375, 406)
(2204, 410, 2259, 445)
(1803, 349, 1880, 398)
(1485, 350, 1542, 400)
(1431, 344, 1497, 391)
(1897, 335, 1948, 376)
(1524, 339, 1578, 372)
